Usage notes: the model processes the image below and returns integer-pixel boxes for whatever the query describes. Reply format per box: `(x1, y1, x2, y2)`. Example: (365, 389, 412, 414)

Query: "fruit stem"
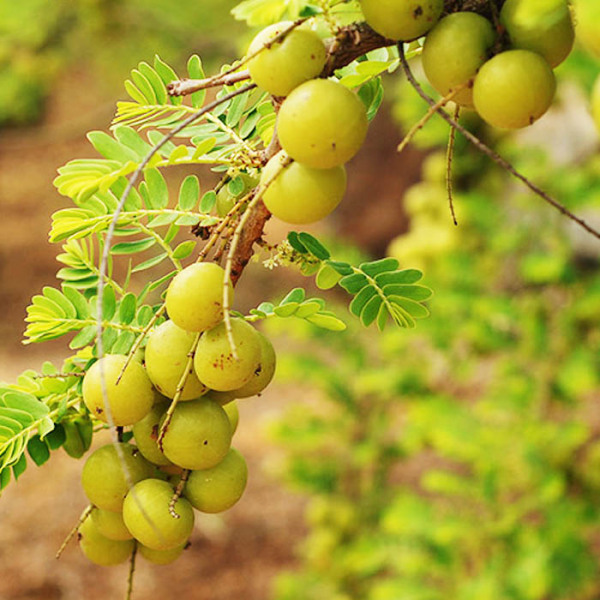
(116, 304, 166, 385)
(126, 542, 138, 600)
(446, 104, 461, 226)
(55, 504, 93, 559)
(397, 83, 466, 153)
(157, 334, 201, 451)
(169, 470, 191, 519)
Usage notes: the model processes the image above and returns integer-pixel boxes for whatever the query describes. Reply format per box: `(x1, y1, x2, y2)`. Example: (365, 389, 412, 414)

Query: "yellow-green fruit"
(82, 355, 154, 426)
(193, 319, 261, 391)
(277, 79, 368, 169)
(223, 400, 239, 434)
(122, 479, 194, 550)
(592, 75, 600, 133)
(145, 320, 207, 400)
(165, 262, 233, 332)
(132, 402, 172, 466)
(161, 398, 233, 470)
(500, 0, 574, 68)
(81, 443, 154, 512)
(90, 508, 133, 541)
(262, 151, 347, 224)
(473, 50, 556, 129)
(573, 0, 600, 58)
(422, 12, 496, 107)
(228, 330, 276, 398)
(360, 0, 443, 41)
(247, 22, 327, 97)
(184, 448, 248, 513)
(139, 542, 186, 565)
(78, 517, 134, 566)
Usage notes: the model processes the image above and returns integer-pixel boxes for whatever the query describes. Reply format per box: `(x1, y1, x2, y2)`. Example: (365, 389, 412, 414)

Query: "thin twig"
(157, 333, 201, 450)
(398, 44, 600, 241)
(116, 304, 166, 385)
(168, 70, 251, 97)
(169, 470, 191, 518)
(126, 543, 138, 600)
(397, 84, 465, 153)
(56, 504, 93, 559)
(446, 105, 460, 226)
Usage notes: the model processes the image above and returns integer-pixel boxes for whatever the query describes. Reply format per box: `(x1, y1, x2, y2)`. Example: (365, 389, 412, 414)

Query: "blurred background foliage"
(267, 42, 600, 600)
(1, 2, 599, 600)
(0, 0, 242, 125)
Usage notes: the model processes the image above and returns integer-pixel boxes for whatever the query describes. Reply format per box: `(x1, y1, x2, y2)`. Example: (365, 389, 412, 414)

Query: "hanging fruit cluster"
(362, 0, 574, 129)
(77, 262, 275, 566)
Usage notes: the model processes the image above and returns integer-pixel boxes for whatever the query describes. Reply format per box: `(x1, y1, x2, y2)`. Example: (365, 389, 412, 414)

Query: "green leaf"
(172, 241, 197, 260)
(101, 284, 117, 321)
(316, 264, 343, 290)
(62, 286, 89, 319)
(111, 238, 156, 255)
(383, 284, 433, 301)
(274, 302, 300, 317)
(349, 285, 378, 317)
(111, 331, 136, 355)
(360, 257, 399, 277)
(132, 252, 169, 273)
(327, 260, 353, 276)
(200, 190, 217, 213)
(87, 131, 139, 164)
(138, 61, 168, 105)
(187, 55, 206, 109)
(281, 288, 306, 305)
(360, 295, 383, 327)
(305, 312, 347, 331)
(297, 232, 330, 260)
(27, 436, 50, 466)
(119, 293, 137, 325)
(12, 453, 27, 480)
(390, 296, 430, 319)
(69, 325, 97, 349)
(375, 269, 423, 286)
(294, 301, 322, 318)
(287, 231, 307, 253)
(174, 214, 201, 226)
(143, 168, 169, 209)
(44, 425, 66, 450)
(178, 175, 200, 211)
(339, 272, 368, 294)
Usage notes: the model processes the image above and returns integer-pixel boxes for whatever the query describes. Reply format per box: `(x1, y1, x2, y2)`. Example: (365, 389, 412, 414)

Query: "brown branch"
(323, 23, 395, 76)
(168, 70, 251, 97)
(398, 44, 600, 241)
(230, 200, 272, 285)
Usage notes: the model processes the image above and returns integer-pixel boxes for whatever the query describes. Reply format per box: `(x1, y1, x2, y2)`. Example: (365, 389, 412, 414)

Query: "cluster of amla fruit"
(245, 20, 369, 225)
(77, 262, 275, 566)
(360, 0, 574, 129)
